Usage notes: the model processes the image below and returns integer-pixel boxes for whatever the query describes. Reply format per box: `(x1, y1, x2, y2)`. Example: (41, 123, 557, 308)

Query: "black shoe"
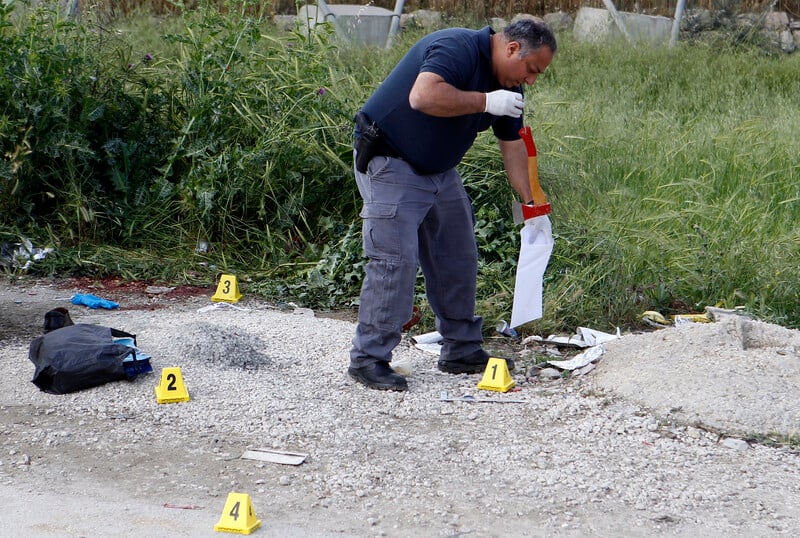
(43, 307, 74, 333)
(348, 362, 408, 391)
(437, 349, 515, 374)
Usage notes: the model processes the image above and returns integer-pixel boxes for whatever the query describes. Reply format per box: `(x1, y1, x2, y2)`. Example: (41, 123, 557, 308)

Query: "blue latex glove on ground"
(71, 293, 119, 310)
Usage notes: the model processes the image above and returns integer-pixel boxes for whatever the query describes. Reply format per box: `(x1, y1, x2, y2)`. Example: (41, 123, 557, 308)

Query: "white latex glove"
(484, 90, 524, 118)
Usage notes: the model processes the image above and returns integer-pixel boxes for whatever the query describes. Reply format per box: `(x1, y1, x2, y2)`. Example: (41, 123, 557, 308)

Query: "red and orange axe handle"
(519, 126, 551, 220)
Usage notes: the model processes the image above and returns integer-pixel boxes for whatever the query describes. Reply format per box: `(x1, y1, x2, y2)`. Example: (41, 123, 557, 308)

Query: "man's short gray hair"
(503, 19, 557, 57)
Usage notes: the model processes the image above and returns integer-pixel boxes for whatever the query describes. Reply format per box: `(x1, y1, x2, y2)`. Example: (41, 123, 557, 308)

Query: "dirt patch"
(0, 276, 211, 341)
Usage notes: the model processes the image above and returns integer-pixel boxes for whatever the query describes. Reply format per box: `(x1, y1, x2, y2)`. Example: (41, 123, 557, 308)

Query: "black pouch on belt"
(354, 110, 382, 173)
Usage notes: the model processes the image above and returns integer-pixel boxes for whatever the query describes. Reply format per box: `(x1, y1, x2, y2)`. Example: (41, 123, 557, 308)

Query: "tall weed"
(2, 3, 799, 331)
(0, 0, 173, 245)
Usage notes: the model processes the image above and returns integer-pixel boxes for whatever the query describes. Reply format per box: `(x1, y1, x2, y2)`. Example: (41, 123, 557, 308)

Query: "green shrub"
(2, 2, 799, 333)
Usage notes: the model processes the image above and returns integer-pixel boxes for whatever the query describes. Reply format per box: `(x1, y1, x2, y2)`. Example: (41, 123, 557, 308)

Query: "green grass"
(2, 1, 799, 335)
(520, 39, 800, 332)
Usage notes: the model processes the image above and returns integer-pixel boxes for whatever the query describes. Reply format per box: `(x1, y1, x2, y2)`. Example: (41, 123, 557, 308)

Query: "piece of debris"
(574, 362, 596, 376)
(673, 312, 712, 324)
(641, 307, 743, 327)
(0, 239, 53, 270)
(163, 503, 203, 510)
(721, 438, 750, 451)
(70, 293, 119, 310)
(439, 390, 525, 404)
(402, 305, 422, 331)
(241, 448, 308, 466)
(547, 345, 605, 371)
(640, 310, 671, 328)
(197, 302, 250, 313)
(390, 356, 413, 376)
(146, 286, 175, 294)
(287, 302, 315, 316)
(412, 330, 443, 355)
(524, 326, 620, 348)
(537, 367, 563, 380)
(495, 320, 518, 337)
(705, 306, 751, 322)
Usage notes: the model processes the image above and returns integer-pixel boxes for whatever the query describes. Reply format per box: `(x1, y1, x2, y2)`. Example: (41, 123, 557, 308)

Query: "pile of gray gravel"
(1, 281, 800, 536)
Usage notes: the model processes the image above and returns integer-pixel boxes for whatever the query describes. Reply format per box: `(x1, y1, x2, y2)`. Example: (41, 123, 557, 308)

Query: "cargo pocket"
(359, 202, 400, 260)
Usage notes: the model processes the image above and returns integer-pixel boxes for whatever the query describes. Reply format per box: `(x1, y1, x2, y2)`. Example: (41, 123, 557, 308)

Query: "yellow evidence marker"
(154, 367, 190, 404)
(211, 274, 242, 303)
(477, 357, 515, 393)
(214, 492, 262, 535)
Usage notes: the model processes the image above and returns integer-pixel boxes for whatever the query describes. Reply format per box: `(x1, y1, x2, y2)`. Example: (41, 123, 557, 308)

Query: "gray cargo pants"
(349, 154, 484, 368)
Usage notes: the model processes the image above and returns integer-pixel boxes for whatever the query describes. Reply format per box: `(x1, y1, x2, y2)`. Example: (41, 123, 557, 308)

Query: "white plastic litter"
(510, 216, 554, 328)
(547, 345, 605, 371)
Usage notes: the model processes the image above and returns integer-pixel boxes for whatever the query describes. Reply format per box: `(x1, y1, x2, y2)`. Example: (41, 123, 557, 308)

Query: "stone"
(721, 438, 750, 450)
(573, 7, 672, 45)
(763, 11, 790, 31)
(511, 13, 545, 25)
(539, 367, 563, 380)
(490, 17, 507, 31)
(544, 11, 574, 32)
(682, 9, 717, 32)
(736, 13, 760, 30)
(273, 14, 296, 32)
(778, 29, 796, 52)
(409, 9, 442, 30)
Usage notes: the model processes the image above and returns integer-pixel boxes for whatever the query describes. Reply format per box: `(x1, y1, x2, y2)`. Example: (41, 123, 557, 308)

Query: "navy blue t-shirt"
(361, 26, 523, 175)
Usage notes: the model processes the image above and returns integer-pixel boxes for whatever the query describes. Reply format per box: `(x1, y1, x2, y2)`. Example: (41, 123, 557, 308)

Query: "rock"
(539, 367, 562, 380)
(490, 17, 507, 31)
(721, 438, 750, 450)
(682, 9, 717, 32)
(736, 13, 760, 30)
(543, 11, 573, 32)
(573, 7, 672, 45)
(764, 11, 789, 31)
(408, 9, 441, 30)
(145, 286, 174, 294)
(273, 14, 296, 32)
(511, 13, 545, 25)
(778, 30, 797, 52)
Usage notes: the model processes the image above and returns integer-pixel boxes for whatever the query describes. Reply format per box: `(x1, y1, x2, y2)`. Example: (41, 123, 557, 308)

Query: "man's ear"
(506, 40, 521, 57)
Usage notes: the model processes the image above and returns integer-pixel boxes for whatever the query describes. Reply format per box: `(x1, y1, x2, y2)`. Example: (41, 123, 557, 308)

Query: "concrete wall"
(296, 5, 396, 48)
(573, 7, 672, 45)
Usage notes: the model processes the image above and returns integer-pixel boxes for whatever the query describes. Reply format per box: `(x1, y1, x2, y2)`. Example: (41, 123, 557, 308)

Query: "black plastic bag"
(28, 324, 139, 394)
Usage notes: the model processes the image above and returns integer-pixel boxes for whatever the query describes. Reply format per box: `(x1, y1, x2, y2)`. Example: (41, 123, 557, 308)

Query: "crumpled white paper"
(510, 215, 554, 328)
(412, 331, 443, 355)
(547, 345, 606, 370)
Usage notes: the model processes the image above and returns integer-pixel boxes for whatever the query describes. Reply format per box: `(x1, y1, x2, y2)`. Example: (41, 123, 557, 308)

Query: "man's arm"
(408, 72, 486, 117)
(499, 138, 532, 203)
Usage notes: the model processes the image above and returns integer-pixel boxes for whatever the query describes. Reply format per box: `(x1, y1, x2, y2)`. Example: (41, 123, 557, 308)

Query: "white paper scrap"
(414, 343, 442, 356)
(543, 333, 589, 348)
(510, 216, 554, 328)
(241, 448, 307, 466)
(412, 331, 443, 344)
(577, 327, 621, 346)
(547, 345, 605, 371)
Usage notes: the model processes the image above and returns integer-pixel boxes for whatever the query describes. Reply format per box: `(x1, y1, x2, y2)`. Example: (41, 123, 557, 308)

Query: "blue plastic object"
(71, 293, 119, 310)
(116, 337, 153, 377)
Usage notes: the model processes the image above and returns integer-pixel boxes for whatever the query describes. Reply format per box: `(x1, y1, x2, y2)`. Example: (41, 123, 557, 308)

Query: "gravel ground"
(1, 277, 799, 537)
